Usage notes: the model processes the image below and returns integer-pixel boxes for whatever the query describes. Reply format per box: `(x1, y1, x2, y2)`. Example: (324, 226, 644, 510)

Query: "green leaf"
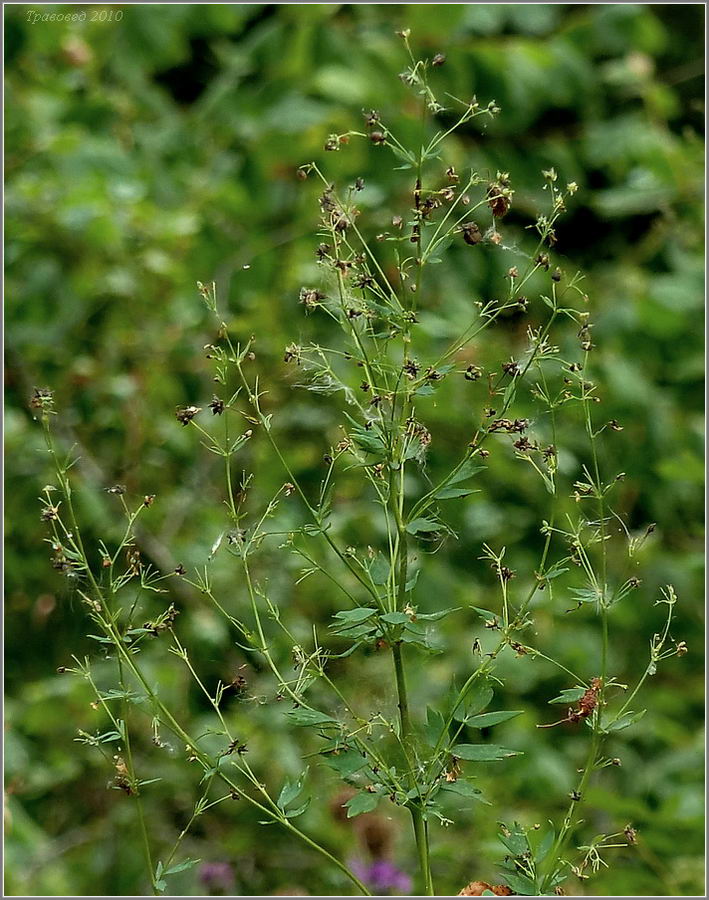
(406, 517, 440, 535)
(548, 687, 586, 705)
(424, 706, 447, 747)
(452, 681, 494, 723)
(434, 486, 479, 500)
(286, 708, 338, 727)
(500, 871, 537, 895)
(441, 779, 485, 800)
(405, 569, 420, 592)
(498, 824, 529, 857)
(416, 607, 459, 621)
(606, 708, 647, 732)
(345, 791, 381, 818)
(284, 799, 311, 818)
(277, 769, 308, 810)
(381, 611, 409, 626)
(331, 607, 378, 626)
(535, 828, 555, 864)
(322, 749, 368, 777)
(164, 859, 201, 876)
(450, 460, 486, 485)
(369, 555, 390, 585)
(454, 744, 521, 761)
(471, 606, 498, 623)
(466, 709, 524, 728)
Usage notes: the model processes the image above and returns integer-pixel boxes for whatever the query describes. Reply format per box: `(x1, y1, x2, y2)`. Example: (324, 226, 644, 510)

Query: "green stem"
(392, 644, 434, 895)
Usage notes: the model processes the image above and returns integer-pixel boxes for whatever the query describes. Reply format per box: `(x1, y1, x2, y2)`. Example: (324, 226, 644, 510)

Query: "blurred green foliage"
(5, 4, 704, 896)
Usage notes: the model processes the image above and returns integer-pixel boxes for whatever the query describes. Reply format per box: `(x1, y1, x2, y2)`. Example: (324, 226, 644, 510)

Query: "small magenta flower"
(199, 861, 235, 895)
(350, 859, 412, 895)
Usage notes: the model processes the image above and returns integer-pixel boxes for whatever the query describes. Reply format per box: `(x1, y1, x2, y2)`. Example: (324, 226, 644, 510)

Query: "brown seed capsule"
(461, 222, 482, 245)
(369, 131, 386, 145)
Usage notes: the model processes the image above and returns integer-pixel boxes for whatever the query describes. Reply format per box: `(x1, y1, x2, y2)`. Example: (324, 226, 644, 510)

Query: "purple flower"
(199, 861, 235, 895)
(350, 858, 413, 895)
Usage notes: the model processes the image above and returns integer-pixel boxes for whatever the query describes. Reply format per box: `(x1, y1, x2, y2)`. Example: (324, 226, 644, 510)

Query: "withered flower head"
(284, 343, 301, 364)
(403, 359, 420, 379)
(30, 387, 55, 411)
(175, 406, 201, 426)
(209, 396, 225, 416)
(487, 174, 513, 217)
(536, 253, 550, 270)
(465, 365, 482, 381)
(299, 287, 325, 309)
(461, 222, 482, 245)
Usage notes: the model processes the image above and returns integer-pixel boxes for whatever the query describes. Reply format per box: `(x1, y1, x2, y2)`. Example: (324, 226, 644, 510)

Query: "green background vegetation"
(5, 4, 704, 896)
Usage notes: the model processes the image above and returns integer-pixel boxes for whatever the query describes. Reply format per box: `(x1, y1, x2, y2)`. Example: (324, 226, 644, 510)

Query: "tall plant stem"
(392, 643, 434, 895)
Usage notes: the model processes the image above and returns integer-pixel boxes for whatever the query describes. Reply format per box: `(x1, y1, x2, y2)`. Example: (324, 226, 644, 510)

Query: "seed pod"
(461, 222, 482, 245)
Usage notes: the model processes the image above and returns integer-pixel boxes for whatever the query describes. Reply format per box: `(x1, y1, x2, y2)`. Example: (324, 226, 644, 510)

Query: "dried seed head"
(403, 359, 420, 379)
(486, 175, 513, 217)
(30, 387, 55, 411)
(284, 343, 302, 364)
(536, 253, 550, 270)
(461, 222, 482, 245)
(432, 53, 446, 67)
(299, 287, 325, 309)
(369, 131, 387, 145)
(446, 166, 459, 183)
(175, 406, 201, 426)
(209, 396, 225, 416)
(465, 365, 482, 381)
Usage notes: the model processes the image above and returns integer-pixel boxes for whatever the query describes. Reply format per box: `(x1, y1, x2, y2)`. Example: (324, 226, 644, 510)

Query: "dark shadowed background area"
(5, 4, 704, 896)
